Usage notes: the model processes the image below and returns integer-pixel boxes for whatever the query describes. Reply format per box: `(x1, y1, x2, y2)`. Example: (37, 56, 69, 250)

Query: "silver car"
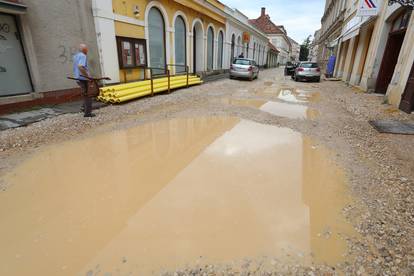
(293, 62, 321, 82)
(230, 58, 259, 81)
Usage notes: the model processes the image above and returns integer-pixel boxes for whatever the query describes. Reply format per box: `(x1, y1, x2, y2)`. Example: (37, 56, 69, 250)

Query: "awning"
(0, 0, 27, 14)
(328, 38, 339, 48)
(341, 15, 371, 42)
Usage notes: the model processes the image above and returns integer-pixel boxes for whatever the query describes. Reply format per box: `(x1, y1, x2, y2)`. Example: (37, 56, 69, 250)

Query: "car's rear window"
(234, 59, 251, 65)
(300, 63, 319, 68)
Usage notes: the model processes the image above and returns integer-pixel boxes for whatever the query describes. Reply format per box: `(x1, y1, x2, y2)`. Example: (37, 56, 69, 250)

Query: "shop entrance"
(376, 9, 411, 94)
(375, 31, 405, 94)
(0, 13, 32, 96)
(399, 61, 414, 113)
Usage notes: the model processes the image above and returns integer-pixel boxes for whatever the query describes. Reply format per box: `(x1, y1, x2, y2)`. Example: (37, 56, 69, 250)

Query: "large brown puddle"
(0, 117, 354, 275)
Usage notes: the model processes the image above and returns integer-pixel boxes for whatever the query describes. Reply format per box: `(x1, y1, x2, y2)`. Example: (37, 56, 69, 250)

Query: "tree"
(299, 35, 312, 61)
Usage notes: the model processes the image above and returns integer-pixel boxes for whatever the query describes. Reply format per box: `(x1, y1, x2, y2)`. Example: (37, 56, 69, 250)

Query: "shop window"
(116, 36, 147, 69)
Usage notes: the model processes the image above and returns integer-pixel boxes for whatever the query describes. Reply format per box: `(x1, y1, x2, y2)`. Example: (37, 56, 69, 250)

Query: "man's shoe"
(84, 113, 96, 118)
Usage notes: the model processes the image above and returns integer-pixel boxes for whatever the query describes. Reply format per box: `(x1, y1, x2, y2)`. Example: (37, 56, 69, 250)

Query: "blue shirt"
(73, 52, 89, 80)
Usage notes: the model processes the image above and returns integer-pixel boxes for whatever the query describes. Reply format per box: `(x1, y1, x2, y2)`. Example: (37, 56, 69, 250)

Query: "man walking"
(73, 44, 95, 117)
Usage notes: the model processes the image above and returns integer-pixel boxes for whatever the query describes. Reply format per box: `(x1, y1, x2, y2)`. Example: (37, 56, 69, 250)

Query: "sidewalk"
(0, 100, 106, 131)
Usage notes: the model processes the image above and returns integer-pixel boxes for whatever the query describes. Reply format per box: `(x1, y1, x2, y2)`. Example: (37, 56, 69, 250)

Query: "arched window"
(230, 34, 235, 63)
(174, 16, 186, 73)
(253, 43, 256, 61)
(237, 36, 241, 56)
(148, 7, 166, 75)
(207, 27, 214, 71)
(217, 31, 224, 69)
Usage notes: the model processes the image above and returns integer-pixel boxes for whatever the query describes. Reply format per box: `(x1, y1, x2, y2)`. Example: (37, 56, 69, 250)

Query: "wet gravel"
(1, 68, 414, 275)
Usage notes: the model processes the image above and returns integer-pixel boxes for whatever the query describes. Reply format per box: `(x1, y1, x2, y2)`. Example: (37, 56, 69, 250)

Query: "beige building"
(317, 0, 348, 73)
(324, 0, 414, 113)
(310, 30, 321, 62)
(289, 37, 300, 62)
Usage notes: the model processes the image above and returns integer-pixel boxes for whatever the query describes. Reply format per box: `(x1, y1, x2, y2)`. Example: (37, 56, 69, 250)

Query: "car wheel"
(256, 72, 259, 79)
(316, 77, 321, 82)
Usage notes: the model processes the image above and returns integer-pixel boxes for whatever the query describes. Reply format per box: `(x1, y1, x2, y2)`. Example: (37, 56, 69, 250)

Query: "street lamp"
(388, 0, 414, 9)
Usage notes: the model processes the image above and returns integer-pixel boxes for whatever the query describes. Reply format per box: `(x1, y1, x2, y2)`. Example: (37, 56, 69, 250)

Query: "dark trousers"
(77, 80, 92, 116)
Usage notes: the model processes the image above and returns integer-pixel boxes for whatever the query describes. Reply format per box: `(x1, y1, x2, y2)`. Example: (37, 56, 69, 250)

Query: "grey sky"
(220, 0, 325, 44)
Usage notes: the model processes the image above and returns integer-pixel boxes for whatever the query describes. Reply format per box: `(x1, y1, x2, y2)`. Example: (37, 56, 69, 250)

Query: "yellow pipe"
(114, 80, 203, 102)
(97, 76, 203, 104)
(111, 79, 201, 98)
(100, 75, 200, 93)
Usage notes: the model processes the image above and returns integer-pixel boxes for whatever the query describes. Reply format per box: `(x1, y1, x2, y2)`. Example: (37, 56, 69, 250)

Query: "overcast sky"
(220, 0, 325, 44)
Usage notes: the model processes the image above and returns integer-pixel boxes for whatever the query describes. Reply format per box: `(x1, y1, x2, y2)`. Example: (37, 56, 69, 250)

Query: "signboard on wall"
(242, 32, 250, 43)
(357, 0, 380, 16)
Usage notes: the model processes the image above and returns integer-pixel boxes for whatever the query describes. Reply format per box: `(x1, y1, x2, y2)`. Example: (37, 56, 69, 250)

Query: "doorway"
(375, 31, 405, 94)
(376, 9, 411, 94)
(0, 13, 32, 96)
(399, 61, 414, 113)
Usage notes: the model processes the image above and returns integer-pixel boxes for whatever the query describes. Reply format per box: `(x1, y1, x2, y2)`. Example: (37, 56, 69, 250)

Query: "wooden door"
(375, 31, 405, 94)
(399, 61, 414, 113)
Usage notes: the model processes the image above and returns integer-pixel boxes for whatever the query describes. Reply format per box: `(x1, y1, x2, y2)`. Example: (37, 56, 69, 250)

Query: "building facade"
(317, 0, 348, 73)
(1, 0, 287, 112)
(319, 0, 414, 113)
(93, 0, 227, 84)
(288, 37, 300, 61)
(249, 8, 291, 66)
(310, 30, 321, 62)
(0, 0, 101, 112)
(223, 7, 269, 68)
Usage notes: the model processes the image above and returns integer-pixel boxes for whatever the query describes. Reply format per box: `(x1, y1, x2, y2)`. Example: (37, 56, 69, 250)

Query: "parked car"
(230, 58, 259, 81)
(284, 61, 297, 76)
(293, 62, 321, 82)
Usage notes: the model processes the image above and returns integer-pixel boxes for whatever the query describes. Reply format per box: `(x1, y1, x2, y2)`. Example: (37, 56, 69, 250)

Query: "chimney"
(261, 7, 266, 16)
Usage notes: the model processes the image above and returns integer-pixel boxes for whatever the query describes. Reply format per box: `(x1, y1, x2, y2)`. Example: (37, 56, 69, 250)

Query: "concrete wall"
(20, 0, 101, 93)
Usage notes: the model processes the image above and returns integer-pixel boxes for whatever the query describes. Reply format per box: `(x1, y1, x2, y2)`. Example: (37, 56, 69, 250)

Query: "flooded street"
(0, 117, 354, 275)
(1, 68, 413, 275)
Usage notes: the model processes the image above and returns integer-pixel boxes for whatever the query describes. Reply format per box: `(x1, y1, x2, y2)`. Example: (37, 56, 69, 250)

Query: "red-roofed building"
(249, 7, 291, 65)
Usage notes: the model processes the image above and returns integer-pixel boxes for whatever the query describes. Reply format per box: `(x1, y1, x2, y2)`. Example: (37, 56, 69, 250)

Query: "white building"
(223, 7, 269, 68)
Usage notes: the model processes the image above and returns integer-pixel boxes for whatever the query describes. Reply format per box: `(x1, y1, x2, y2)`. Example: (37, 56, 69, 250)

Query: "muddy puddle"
(0, 117, 354, 275)
(255, 87, 321, 103)
(217, 98, 319, 120)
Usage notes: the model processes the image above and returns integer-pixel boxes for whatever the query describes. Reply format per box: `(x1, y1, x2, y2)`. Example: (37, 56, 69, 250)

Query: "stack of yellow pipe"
(98, 75, 203, 104)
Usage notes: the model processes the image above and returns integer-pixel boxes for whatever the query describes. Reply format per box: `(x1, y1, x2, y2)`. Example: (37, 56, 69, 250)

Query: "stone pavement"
(0, 100, 106, 131)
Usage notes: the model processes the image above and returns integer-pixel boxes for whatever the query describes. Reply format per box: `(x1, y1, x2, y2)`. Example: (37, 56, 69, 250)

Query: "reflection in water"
(260, 101, 319, 120)
(277, 89, 321, 103)
(217, 98, 319, 120)
(0, 117, 353, 276)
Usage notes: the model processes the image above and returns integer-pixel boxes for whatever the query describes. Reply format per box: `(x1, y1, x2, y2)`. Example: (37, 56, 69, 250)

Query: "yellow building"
(92, 0, 226, 83)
